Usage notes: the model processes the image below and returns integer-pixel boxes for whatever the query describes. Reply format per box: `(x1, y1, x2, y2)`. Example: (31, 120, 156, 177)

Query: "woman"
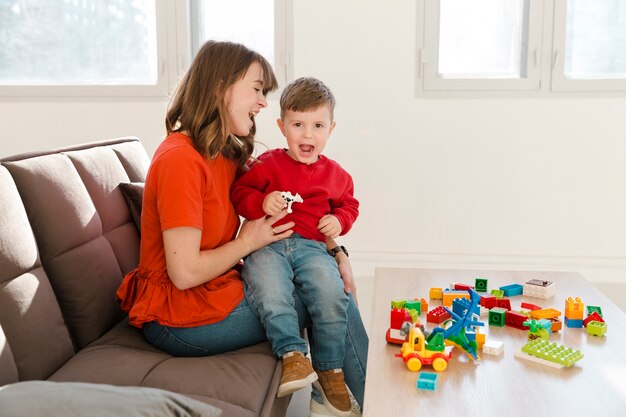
(116, 40, 367, 416)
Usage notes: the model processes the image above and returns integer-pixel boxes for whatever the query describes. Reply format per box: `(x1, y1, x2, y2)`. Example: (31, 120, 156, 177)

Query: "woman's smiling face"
(224, 61, 268, 137)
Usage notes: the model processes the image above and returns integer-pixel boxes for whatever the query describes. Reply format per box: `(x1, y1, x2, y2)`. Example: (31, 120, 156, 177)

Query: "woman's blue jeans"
(242, 236, 349, 370)
(142, 292, 368, 407)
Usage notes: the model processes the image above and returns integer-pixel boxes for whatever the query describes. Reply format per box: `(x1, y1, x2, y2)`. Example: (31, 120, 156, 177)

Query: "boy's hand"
(263, 191, 287, 216)
(317, 215, 341, 238)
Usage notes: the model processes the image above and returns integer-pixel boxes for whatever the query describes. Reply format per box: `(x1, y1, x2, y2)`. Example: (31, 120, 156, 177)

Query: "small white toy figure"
(280, 191, 303, 213)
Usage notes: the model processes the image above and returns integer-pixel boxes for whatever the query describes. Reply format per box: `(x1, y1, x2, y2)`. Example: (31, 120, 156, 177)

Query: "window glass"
(438, 0, 529, 79)
(194, 0, 274, 66)
(0, 0, 158, 86)
(564, 0, 626, 79)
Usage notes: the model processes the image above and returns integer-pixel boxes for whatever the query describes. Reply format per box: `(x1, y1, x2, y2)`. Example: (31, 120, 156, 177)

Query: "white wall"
(1, 1, 625, 297)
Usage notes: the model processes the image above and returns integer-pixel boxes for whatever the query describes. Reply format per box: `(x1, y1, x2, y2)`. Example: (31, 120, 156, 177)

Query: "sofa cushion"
(2, 146, 145, 349)
(0, 381, 222, 417)
(0, 324, 19, 385)
(119, 182, 144, 233)
(48, 321, 287, 417)
(0, 166, 75, 380)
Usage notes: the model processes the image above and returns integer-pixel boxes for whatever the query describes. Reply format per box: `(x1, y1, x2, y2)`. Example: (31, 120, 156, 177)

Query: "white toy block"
(482, 340, 504, 356)
(523, 279, 556, 299)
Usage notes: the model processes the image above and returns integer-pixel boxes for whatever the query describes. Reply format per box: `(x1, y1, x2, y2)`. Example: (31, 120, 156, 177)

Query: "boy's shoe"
(310, 393, 362, 417)
(277, 351, 318, 398)
(312, 369, 352, 417)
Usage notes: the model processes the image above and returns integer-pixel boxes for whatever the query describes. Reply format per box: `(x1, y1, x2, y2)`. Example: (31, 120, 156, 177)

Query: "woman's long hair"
(165, 41, 278, 167)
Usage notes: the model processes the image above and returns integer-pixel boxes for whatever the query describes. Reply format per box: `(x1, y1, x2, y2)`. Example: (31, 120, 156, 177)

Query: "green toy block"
(391, 300, 405, 309)
(520, 339, 583, 367)
(587, 321, 607, 337)
(404, 300, 421, 314)
(488, 307, 507, 327)
(407, 309, 420, 322)
(475, 278, 488, 292)
(586, 306, 603, 317)
(490, 289, 504, 299)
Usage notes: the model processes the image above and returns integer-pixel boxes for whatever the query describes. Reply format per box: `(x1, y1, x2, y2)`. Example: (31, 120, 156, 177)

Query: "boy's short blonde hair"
(279, 77, 336, 119)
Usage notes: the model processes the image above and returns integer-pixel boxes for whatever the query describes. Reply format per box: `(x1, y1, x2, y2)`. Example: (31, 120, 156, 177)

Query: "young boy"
(231, 77, 358, 417)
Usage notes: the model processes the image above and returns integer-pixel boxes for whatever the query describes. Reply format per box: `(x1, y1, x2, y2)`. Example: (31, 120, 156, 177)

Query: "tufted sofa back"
(0, 138, 149, 381)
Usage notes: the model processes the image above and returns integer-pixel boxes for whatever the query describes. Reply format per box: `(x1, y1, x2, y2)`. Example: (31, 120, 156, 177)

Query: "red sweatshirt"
(231, 149, 359, 242)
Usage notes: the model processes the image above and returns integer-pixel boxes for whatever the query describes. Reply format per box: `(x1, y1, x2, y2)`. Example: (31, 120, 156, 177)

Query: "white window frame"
(0, 0, 188, 99)
(188, 0, 293, 89)
(416, 0, 626, 95)
(551, 0, 626, 92)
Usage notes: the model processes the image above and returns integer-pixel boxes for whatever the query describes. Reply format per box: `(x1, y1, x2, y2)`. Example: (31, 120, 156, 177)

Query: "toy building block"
(482, 340, 504, 356)
(583, 311, 604, 327)
(523, 279, 555, 299)
(405, 299, 422, 315)
(429, 287, 443, 300)
(475, 278, 488, 292)
(564, 317, 584, 328)
(475, 328, 486, 349)
(480, 294, 497, 310)
(565, 297, 584, 320)
(586, 306, 603, 317)
(488, 307, 507, 327)
(417, 372, 438, 391)
(427, 306, 451, 324)
(442, 290, 470, 307)
(495, 298, 511, 310)
(587, 321, 607, 337)
(520, 302, 542, 311)
(452, 297, 480, 318)
(529, 308, 561, 320)
(490, 289, 504, 299)
(391, 300, 405, 309)
(499, 283, 523, 297)
(420, 298, 429, 312)
(515, 339, 583, 369)
(387, 308, 416, 344)
(548, 318, 562, 333)
(454, 283, 474, 291)
(479, 305, 490, 317)
(505, 310, 528, 330)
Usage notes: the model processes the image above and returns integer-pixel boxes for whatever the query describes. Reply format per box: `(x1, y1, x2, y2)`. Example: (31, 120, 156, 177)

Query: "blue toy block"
(499, 284, 523, 297)
(564, 317, 584, 328)
(417, 372, 438, 391)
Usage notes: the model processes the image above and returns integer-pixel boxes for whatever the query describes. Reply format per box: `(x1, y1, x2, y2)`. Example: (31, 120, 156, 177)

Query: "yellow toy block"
(475, 328, 486, 350)
(529, 308, 561, 320)
(429, 287, 443, 300)
(442, 291, 470, 307)
(565, 297, 584, 320)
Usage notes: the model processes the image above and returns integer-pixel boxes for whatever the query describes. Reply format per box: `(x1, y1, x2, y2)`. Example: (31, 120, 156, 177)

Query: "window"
(0, 0, 171, 97)
(189, 0, 292, 88)
(417, 0, 626, 93)
(552, 0, 626, 91)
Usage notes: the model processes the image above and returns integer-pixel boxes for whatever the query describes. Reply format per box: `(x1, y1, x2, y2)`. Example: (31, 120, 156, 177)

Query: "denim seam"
(162, 327, 210, 356)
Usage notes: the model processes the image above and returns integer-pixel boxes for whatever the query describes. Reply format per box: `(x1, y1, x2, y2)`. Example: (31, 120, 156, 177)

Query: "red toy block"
(520, 302, 542, 311)
(480, 294, 497, 310)
(427, 306, 451, 324)
(390, 308, 413, 330)
(454, 283, 474, 291)
(505, 310, 528, 330)
(495, 298, 511, 310)
(583, 311, 605, 327)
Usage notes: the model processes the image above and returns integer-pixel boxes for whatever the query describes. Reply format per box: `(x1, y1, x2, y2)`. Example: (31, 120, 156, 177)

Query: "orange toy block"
(442, 291, 470, 307)
(529, 308, 561, 320)
(565, 297, 584, 320)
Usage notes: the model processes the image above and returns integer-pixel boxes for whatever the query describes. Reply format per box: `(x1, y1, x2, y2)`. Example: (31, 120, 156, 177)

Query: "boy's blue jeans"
(142, 290, 368, 407)
(242, 235, 349, 371)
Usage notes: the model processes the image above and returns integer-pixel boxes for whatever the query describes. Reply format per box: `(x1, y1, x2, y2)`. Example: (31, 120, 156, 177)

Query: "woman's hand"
(335, 251, 358, 305)
(236, 210, 294, 254)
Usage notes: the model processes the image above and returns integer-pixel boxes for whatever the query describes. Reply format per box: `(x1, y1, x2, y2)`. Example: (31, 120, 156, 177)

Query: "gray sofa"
(0, 137, 289, 417)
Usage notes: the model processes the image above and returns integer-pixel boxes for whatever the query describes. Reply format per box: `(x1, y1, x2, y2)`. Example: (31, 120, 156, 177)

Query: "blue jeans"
(242, 235, 348, 370)
(142, 289, 368, 407)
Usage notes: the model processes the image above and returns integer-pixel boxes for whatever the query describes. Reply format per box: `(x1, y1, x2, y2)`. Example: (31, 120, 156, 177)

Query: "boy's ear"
(329, 120, 336, 134)
(277, 118, 287, 136)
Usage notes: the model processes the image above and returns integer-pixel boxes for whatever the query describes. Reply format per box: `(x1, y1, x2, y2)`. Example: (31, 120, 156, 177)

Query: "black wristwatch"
(327, 245, 349, 258)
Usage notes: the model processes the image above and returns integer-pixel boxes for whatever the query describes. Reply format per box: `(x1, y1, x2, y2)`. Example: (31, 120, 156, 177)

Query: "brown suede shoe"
(313, 368, 351, 417)
(277, 351, 318, 397)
